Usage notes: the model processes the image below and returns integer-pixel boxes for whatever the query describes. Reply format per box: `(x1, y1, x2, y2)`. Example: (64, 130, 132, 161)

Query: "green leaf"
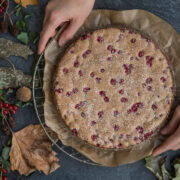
(16, 101, 32, 108)
(6, 88, 14, 95)
(0, 89, 3, 94)
(22, 102, 33, 107)
(29, 31, 39, 44)
(24, 14, 31, 20)
(16, 20, 26, 31)
(7, 138, 12, 146)
(15, 101, 23, 107)
(1, 146, 10, 161)
(17, 32, 29, 45)
(16, 7, 22, 16)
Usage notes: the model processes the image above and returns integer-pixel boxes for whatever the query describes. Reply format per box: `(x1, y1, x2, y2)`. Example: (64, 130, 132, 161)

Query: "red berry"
(118, 50, 123, 55)
(75, 104, 80, 109)
(63, 68, 68, 74)
(113, 110, 119, 117)
(2, 168, 7, 174)
(72, 88, 78, 94)
(3, 103, 9, 108)
(11, 110, 16, 115)
(146, 56, 153, 67)
(100, 68, 105, 73)
(1, 6, 4, 10)
(81, 34, 88, 40)
(66, 91, 72, 97)
(78, 70, 83, 76)
(74, 60, 79, 67)
(136, 126, 144, 134)
(3, 1, 8, 6)
(91, 121, 96, 126)
(8, 105, 13, 111)
(2, 176, 7, 180)
(152, 104, 158, 110)
(107, 57, 112, 61)
(72, 128, 78, 136)
(0, 102, 3, 108)
(3, 110, 8, 115)
(81, 112, 86, 118)
(55, 88, 63, 94)
(119, 79, 124, 84)
(113, 124, 120, 131)
(146, 77, 153, 84)
(90, 72, 95, 78)
(0, 9, 3, 14)
(147, 86, 152, 91)
(111, 49, 116, 54)
(98, 111, 104, 118)
(119, 89, 124, 94)
(104, 96, 109, 102)
(110, 78, 116, 85)
(91, 134, 98, 141)
(97, 36, 103, 42)
(107, 45, 113, 51)
(121, 97, 128, 103)
(138, 51, 144, 57)
(83, 87, 91, 93)
(96, 77, 101, 83)
(131, 38, 136, 43)
(99, 91, 106, 97)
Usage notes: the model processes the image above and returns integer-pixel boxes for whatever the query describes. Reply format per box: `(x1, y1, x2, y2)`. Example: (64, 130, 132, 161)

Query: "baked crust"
(53, 27, 174, 149)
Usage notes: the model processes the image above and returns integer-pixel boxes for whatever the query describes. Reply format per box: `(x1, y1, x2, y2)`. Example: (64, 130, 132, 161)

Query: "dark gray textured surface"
(0, 0, 180, 179)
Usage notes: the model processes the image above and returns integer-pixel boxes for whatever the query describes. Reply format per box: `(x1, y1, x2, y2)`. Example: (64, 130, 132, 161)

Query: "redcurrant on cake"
(54, 28, 174, 149)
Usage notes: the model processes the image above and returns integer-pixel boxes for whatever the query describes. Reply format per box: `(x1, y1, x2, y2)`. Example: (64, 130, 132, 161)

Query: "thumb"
(161, 106, 180, 135)
(58, 19, 82, 47)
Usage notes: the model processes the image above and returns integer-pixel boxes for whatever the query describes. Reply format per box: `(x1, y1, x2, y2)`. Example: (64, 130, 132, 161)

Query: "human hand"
(38, 0, 95, 54)
(152, 106, 180, 156)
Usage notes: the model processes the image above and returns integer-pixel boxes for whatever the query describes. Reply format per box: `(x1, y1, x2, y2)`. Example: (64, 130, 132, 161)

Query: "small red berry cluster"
(0, 168, 8, 180)
(0, 0, 8, 15)
(0, 102, 18, 116)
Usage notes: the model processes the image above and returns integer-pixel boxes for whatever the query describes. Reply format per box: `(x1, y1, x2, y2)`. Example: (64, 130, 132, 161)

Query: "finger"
(152, 130, 180, 156)
(161, 106, 180, 135)
(38, 21, 58, 54)
(58, 19, 82, 47)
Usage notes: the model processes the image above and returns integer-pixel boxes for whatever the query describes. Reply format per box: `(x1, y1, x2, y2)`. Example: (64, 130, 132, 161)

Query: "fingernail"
(59, 39, 65, 47)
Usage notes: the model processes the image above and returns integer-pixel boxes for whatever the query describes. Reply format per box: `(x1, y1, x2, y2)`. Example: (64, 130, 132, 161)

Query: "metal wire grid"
(33, 53, 180, 166)
(32, 53, 97, 166)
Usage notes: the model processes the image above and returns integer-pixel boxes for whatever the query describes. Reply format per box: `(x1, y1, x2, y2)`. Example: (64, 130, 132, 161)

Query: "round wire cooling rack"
(32, 53, 98, 166)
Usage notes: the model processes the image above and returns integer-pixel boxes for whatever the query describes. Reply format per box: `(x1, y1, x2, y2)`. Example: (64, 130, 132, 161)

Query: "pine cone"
(8, 116, 16, 129)
(9, 24, 19, 36)
(0, 20, 9, 33)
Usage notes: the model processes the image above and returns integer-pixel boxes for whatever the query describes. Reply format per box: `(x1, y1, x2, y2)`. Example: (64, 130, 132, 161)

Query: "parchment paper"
(43, 9, 180, 167)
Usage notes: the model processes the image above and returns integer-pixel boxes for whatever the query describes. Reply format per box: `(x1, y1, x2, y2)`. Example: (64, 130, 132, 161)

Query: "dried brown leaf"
(14, 0, 38, 8)
(10, 124, 60, 176)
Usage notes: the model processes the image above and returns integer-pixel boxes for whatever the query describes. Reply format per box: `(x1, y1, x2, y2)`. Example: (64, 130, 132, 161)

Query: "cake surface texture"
(54, 28, 174, 149)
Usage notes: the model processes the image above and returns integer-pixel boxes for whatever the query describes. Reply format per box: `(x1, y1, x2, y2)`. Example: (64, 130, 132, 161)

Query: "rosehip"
(13, 105, 18, 111)
(11, 110, 16, 115)
(3, 103, 9, 108)
(2, 168, 7, 174)
(4, 1, 8, 6)
(2, 176, 7, 180)
(0, 102, 3, 108)
(3, 110, 8, 115)
(8, 105, 13, 111)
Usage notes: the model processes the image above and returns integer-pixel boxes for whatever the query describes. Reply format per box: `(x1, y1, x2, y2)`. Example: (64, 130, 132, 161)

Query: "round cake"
(54, 28, 174, 149)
